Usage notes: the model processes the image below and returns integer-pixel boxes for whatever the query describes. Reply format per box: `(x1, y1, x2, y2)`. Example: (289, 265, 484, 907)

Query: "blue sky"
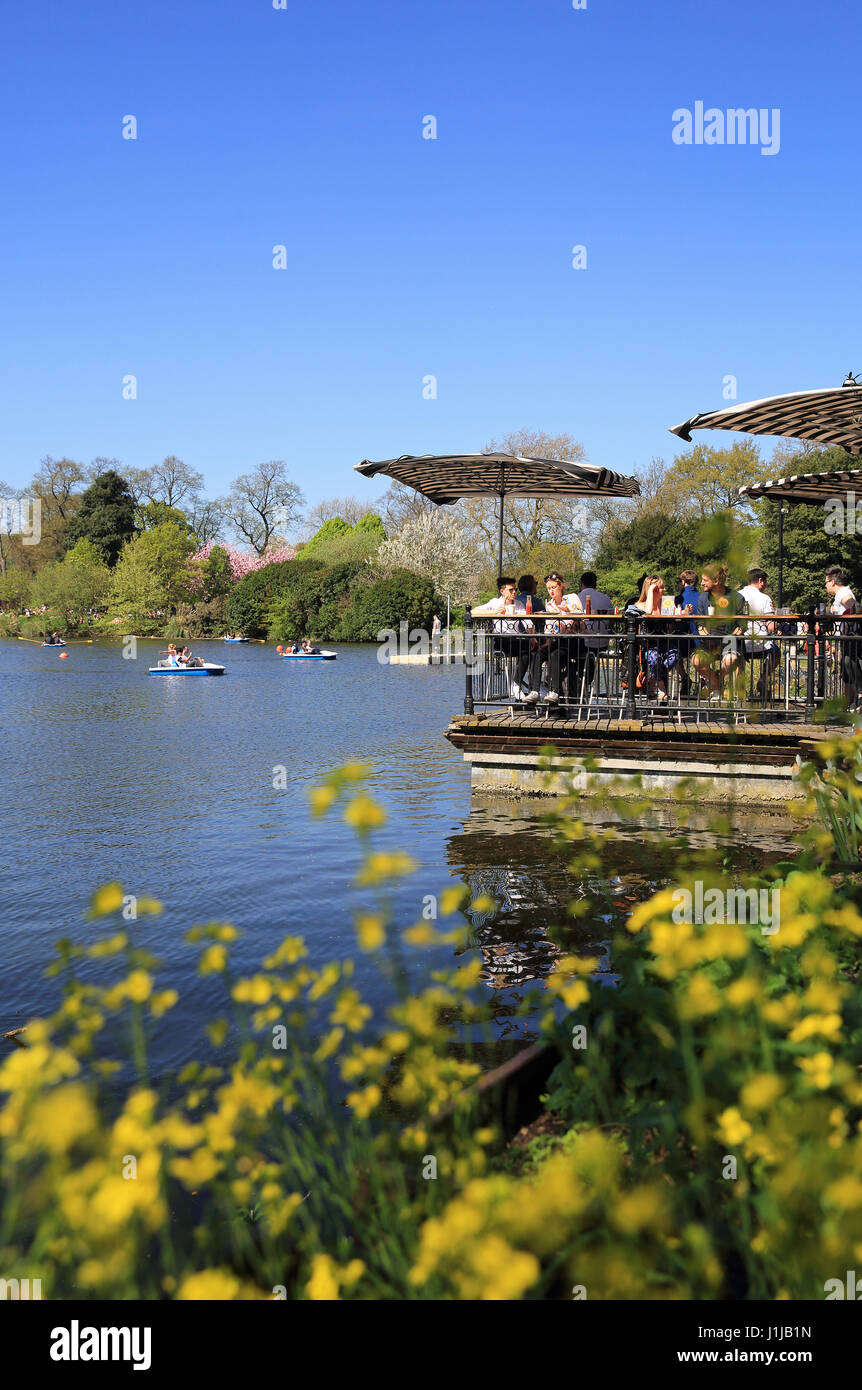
(1, 0, 857, 516)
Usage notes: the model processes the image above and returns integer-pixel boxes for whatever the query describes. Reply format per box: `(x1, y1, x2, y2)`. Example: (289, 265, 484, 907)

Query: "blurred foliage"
(3, 739, 862, 1298)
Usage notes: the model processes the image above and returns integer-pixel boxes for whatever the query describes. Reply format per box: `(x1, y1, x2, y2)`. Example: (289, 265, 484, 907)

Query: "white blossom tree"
(374, 510, 480, 605)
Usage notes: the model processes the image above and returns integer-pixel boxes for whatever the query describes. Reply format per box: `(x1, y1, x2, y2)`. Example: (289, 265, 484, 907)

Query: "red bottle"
(526, 595, 532, 615)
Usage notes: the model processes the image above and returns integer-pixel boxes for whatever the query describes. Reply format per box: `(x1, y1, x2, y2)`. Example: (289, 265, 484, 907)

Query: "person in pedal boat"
(301, 638, 320, 654)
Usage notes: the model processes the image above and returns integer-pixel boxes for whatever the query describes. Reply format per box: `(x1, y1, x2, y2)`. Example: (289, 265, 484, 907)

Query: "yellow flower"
(625, 888, 680, 935)
(740, 1074, 783, 1111)
(25, 1084, 96, 1154)
(612, 1185, 667, 1235)
(232, 976, 273, 1006)
(439, 886, 469, 916)
(788, 1013, 842, 1044)
(725, 978, 760, 1008)
(825, 1176, 862, 1210)
(797, 1052, 834, 1089)
(308, 785, 338, 817)
(124, 970, 153, 1003)
(150, 989, 178, 1018)
(717, 1107, 752, 1146)
(331, 989, 372, 1032)
(199, 944, 227, 975)
(87, 881, 124, 918)
(170, 1147, 222, 1187)
(264, 935, 307, 968)
(86, 932, 128, 958)
(177, 1269, 242, 1300)
(468, 1234, 540, 1300)
(344, 794, 387, 832)
(701, 923, 749, 960)
(355, 851, 417, 886)
(678, 973, 721, 1020)
(355, 914, 385, 952)
(314, 1027, 344, 1062)
(346, 1084, 382, 1119)
(307, 1254, 340, 1301)
(403, 922, 438, 947)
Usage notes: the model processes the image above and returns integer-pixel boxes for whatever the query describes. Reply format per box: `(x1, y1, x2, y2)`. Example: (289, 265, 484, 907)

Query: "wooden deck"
(446, 712, 831, 772)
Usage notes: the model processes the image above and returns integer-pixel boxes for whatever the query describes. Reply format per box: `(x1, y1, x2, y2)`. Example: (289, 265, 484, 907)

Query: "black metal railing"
(463, 609, 862, 723)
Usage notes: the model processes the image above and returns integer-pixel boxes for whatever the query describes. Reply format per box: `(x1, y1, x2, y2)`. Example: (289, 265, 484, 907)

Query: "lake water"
(2, 638, 800, 1079)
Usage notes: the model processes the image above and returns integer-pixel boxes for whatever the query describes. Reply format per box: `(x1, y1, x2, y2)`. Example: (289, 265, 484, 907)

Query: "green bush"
(337, 569, 436, 641)
(224, 561, 297, 637)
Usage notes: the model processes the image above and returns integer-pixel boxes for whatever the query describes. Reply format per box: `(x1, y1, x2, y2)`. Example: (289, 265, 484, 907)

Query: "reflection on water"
(444, 795, 801, 1036)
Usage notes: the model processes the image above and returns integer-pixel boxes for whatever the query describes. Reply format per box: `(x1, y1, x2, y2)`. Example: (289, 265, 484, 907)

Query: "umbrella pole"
(777, 499, 784, 609)
(497, 492, 505, 578)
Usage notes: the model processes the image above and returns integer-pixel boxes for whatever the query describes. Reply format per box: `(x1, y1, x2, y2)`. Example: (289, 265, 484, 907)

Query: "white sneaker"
(509, 680, 522, 701)
(524, 688, 539, 704)
(546, 690, 559, 705)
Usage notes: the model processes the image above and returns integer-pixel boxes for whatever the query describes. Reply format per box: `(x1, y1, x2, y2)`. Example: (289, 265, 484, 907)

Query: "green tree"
(111, 523, 196, 614)
(758, 447, 862, 610)
(200, 545, 233, 602)
(664, 441, 768, 519)
(29, 540, 111, 626)
(138, 500, 196, 534)
(64, 471, 136, 567)
(595, 510, 704, 579)
(353, 512, 385, 538)
(303, 517, 352, 554)
(337, 569, 436, 641)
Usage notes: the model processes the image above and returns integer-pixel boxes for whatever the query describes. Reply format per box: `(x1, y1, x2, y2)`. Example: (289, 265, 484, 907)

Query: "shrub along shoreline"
(0, 557, 444, 644)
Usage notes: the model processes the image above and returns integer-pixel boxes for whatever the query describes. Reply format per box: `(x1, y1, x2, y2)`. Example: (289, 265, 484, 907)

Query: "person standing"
(825, 566, 861, 706)
(577, 571, 613, 693)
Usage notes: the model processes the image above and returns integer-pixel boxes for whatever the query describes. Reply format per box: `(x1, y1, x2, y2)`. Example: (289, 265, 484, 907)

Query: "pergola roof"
(738, 468, 862, 503)
(354, 453, 641, 505)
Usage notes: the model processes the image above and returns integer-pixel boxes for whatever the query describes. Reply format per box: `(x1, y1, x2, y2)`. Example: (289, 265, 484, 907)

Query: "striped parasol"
(670, 375, 862, 607)
(355, 453, 640, 573)
(670, 376, 862, 453)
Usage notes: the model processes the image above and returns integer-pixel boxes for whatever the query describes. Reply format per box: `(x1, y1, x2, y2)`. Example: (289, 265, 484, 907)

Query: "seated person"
(542, 573, 583, 705)
(512, 574, 545, 703)
(625, 575, 679, 702)
(486, 578, 527, 701)
(692, 565, 746, 700)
